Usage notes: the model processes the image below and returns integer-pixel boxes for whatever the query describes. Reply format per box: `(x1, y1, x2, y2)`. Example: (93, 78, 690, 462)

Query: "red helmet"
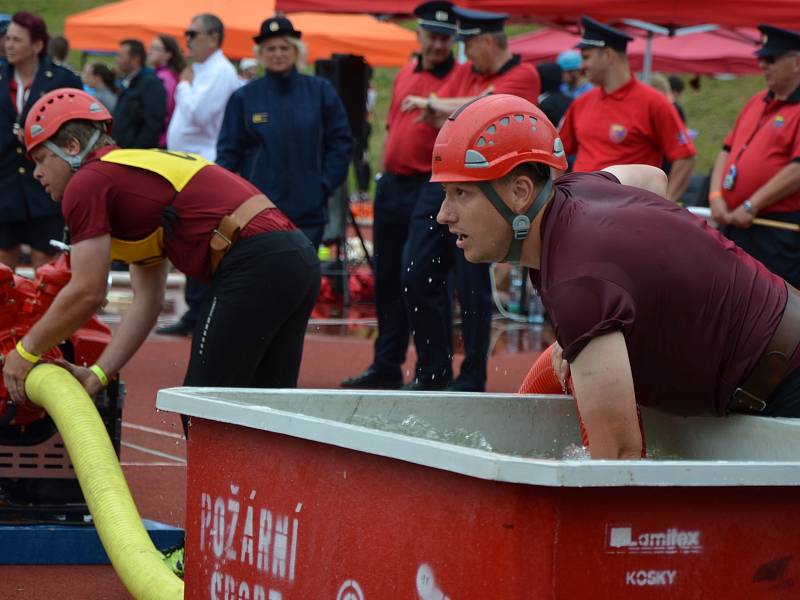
(25, 88, 112, 159)
(431, 94, 567, 183)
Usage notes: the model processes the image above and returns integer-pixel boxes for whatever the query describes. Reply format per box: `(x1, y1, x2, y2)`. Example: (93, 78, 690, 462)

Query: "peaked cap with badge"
(453, 7, 508, 41)
(253, 16, 302, 44)
(414, 1, 457, 36)
(755, 24, 800, 58)
(576, 16, 633, 53)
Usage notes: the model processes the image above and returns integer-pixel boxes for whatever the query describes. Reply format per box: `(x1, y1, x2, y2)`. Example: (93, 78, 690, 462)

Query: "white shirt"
(166, 49, 239, 161)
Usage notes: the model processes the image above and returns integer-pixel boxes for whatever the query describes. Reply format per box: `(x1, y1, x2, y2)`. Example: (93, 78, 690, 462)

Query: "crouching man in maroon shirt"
(3, 89, 320, 412)
(433, 94, 800, 459)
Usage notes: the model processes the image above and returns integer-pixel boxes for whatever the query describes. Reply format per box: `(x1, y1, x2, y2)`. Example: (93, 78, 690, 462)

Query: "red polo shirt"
(721, 88, 800, 213)
(436, 55, 540, 105)
(384, 55, 457, 175)
(559, 77, 695, 172)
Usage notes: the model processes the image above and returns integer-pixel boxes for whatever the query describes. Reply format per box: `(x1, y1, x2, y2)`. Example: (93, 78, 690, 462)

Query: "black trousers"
(402, 180, 492, 387)
(761, 366, 800, 417)
(370, 172, 427, 374)
(723, 211, 800, 290)
(183, 230, 320, 388)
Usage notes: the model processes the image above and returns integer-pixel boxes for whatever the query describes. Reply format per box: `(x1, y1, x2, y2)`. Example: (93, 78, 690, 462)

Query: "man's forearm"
(666, 156, 695, 202)
(429, 96, 476, 115)
(94, 263, 167, 376)
(708, 150, 729, 197)
(94, 290, 162, 377)
(23, 284, 104, 356)
(750, 162, 800, 213)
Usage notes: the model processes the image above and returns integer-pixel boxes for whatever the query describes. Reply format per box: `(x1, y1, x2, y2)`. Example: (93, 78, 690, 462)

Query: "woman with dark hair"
(0, 11, 81, 269)
(147, 34, 185, 148)
(81, 62, 118, 112)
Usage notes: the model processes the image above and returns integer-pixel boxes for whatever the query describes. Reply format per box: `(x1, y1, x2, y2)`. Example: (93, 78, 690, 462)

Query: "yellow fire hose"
(25, 364, 184, 600)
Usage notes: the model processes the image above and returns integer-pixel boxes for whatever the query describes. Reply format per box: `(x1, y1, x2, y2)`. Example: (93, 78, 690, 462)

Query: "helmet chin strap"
(476, 176, 553, 264)
(43, 129, 102, 172)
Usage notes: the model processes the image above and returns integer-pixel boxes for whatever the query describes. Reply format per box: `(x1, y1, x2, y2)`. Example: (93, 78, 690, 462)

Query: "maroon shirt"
(62, 146, 295, 281)
(532, 172, 787, 416)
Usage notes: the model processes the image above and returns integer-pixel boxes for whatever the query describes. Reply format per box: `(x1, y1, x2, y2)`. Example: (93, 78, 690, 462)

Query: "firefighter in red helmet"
(434, 94, 800, 459)
(4, 88, 319, 418)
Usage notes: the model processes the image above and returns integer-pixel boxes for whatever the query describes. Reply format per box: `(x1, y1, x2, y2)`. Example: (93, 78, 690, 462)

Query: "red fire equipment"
(0, 255, 122, 521)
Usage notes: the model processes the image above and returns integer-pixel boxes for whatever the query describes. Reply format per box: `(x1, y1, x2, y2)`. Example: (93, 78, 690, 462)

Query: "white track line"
(123, 422, 185, 440)
(122, 441, 186, 465)
(120, 461, 186, 467)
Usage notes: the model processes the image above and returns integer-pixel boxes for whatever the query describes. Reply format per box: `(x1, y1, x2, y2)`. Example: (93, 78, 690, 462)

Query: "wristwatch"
(742, 200, 756, 214)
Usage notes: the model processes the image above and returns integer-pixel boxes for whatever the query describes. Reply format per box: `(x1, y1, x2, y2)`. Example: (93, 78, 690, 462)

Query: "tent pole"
(642, 32, 654, 83)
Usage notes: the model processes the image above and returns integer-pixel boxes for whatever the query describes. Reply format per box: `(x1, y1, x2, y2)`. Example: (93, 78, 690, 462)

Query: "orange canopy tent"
(64, 0, 418, 67)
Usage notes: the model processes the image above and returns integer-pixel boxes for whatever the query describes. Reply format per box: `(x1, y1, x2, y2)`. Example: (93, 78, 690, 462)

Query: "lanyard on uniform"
(14, 70, 30, 115)
(732, 100, 773, 166)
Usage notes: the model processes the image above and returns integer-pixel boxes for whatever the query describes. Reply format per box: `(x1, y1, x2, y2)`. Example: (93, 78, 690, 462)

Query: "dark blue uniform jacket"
(0, 58, 81, 221)
(112, 67, 166, 149)
(216, 68, 352, 227)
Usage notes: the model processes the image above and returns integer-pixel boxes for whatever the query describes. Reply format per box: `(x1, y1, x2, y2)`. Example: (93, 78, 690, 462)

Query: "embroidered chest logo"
(252, 112, 269, 124)
(609, 124, 628, 143)
(774, 115, 785, 128)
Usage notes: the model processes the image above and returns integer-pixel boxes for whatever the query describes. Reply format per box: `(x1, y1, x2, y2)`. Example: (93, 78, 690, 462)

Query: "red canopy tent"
(509, 27, 761, 75)
(64, 0, 418, 66)
(273, 0, 800, 30)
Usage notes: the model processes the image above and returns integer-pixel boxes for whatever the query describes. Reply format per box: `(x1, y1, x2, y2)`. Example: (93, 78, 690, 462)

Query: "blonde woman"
(216, 16, 352, 248)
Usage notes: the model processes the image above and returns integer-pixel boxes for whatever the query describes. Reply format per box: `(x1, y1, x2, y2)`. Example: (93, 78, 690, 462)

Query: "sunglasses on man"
(184, 30, 204, 40)
(761, 52, 799, 65)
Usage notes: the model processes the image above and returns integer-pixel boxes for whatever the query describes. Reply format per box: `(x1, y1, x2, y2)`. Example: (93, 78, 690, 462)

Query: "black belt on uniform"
(728, 283, 800, 412)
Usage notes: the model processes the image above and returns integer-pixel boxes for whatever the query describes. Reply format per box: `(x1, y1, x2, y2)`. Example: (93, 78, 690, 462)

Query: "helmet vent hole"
(476, 137, 486, 147)
(515, 115, 524, 122)
(486, 124, 496, 135)
(499, 117, 509, 127)
(464, 149, 489, 168)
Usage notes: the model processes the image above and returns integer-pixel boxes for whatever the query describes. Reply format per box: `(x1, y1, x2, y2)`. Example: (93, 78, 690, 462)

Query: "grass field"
(10, 0, 764, 177)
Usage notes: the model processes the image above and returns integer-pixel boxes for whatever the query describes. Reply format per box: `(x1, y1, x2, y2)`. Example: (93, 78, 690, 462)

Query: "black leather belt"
(728, 283, 800, 412)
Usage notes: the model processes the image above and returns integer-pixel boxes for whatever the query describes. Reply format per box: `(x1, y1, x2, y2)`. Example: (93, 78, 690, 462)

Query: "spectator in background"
(166, 13, 238, 160)
(557, 50, 592, 99)
(0, 11, 81, 269)
(342, 0, 459, 391)
(0, 15, 10, 65)
(536, 61, 572, 126)
(113, 39, 166, 148)
(158, 13, 240, 337)
(559, 17, 696, 202)
(147, 34, 185, 148)
(399, 7, 536, 391)
(217, 15, 352, 249)
(648, 73, 685, 177)
(668, 75, 687, 122)
(47, 34, 70, 68)
(81, 62, 118, 112)
(238, 56, 259, 84)
(709, 24, 800, 289)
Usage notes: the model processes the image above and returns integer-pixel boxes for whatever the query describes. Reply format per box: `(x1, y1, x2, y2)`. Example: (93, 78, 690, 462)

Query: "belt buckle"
(731, 387, 767, 413)
(212, 228, 233, 249)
